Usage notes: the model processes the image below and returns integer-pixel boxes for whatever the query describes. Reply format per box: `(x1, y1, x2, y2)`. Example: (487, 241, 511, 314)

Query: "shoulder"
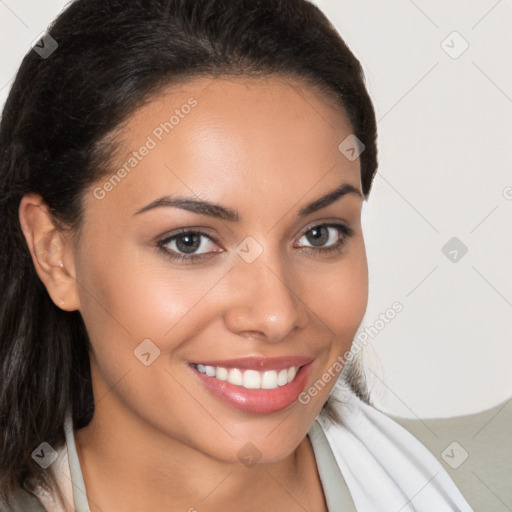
(0, 486, 48, 512)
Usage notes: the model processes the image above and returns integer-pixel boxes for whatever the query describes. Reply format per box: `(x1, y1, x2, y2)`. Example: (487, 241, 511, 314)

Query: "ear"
(18, 192, 81, 311)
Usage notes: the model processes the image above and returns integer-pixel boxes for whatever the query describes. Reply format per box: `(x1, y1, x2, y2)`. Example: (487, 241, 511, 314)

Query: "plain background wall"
(1, 0, 511, 418)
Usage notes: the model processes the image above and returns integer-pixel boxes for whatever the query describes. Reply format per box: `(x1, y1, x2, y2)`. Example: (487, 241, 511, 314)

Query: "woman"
(0, 0, 474, 510)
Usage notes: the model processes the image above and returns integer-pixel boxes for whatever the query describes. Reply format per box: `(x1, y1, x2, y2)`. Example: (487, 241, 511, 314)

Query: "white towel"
(317, 384, 475, 511)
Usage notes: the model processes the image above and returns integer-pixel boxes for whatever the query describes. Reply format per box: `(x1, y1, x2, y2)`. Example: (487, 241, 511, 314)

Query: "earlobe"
(18, 192, 80, 312)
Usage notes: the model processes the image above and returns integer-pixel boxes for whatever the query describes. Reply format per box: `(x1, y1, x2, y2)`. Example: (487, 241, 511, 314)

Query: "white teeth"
(228, 368, 243, 386)
(243, 370, 261, 389)
(216, 366, 228, 381)
(277, 368, 288, 386)
(261, 370, 278, 389)
(195, 364, 299, 390)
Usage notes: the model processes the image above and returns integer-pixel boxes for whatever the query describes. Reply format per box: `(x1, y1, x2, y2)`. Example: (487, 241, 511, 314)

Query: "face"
(72, 75, 368, 463)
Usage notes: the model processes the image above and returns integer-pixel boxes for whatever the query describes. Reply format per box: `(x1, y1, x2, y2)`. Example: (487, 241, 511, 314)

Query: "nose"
(223, 250, 310, 343)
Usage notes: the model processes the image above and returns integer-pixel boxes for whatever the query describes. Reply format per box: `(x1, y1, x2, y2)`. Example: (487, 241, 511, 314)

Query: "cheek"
(303, 237, 368, 341)
(302, 237, 368, 393)
(337, 249, 368, 335)
(73, 247, 216, 425)
(74, 242, 228, 368)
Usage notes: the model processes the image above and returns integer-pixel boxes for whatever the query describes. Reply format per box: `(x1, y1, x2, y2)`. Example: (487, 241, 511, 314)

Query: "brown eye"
(157, 230, 221, 264)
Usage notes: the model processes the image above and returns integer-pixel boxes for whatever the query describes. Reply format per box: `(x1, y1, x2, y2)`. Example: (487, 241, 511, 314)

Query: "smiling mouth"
(189, 355, 314, 414)
(191, 363, 300, 390)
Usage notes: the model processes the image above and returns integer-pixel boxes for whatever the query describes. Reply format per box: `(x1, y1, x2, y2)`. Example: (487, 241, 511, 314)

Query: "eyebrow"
(133, 182, 362, 221)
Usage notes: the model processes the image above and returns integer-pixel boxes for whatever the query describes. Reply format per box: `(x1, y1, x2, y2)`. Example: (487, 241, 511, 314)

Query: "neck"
(74, 399, 324, 512)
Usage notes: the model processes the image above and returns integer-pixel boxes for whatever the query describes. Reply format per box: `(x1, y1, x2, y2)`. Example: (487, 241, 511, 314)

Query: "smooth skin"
(19, 75, 368, 512)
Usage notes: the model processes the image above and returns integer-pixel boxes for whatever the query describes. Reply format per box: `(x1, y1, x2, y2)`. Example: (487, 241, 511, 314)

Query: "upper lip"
(192, 356, 313, 371)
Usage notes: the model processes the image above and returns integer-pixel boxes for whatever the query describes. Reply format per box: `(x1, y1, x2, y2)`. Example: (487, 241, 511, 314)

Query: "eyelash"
(156, 223, 354, 265)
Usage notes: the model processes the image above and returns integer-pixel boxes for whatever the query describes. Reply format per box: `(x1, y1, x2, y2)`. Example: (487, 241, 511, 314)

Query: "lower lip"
(191, 363, 313, 414)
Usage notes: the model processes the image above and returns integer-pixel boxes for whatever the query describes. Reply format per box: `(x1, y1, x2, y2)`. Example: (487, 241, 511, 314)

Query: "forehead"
(84, 74, 361, 222)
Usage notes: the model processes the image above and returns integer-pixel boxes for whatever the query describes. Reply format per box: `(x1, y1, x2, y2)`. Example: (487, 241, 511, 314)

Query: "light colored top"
(30, 385, 474, 512)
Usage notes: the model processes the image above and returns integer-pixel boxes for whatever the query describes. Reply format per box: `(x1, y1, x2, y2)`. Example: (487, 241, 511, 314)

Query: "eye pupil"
(306, 226, 329, 247)
(176, 233, 201, 253)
